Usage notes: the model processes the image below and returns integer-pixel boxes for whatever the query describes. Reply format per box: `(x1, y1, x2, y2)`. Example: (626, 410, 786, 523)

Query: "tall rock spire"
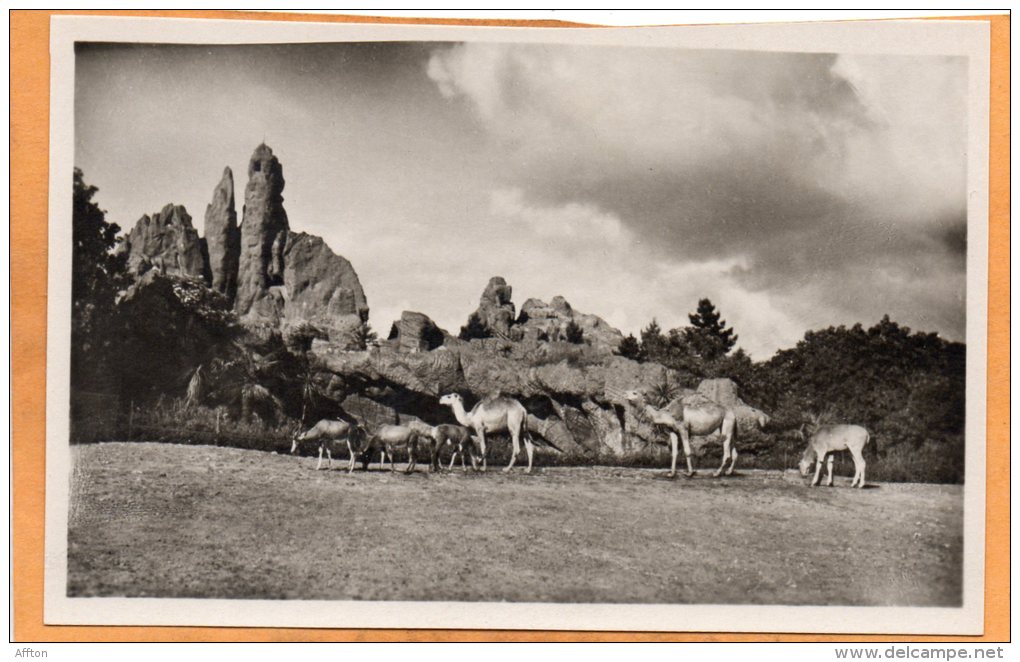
(203, 166, 240, 302)
(235, 143, 289, 318)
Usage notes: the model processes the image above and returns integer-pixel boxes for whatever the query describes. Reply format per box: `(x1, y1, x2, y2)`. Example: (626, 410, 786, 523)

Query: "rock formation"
(471, 276, 516, 338)
(394, 311, 445, 353)
(280, 232, 369, 345)
(121, 204, 207, 281)
(203, 167, 240, 302)
(235, 143, 289, 320)
(220, 144, 369, 347)
(518, 295, 624, 352)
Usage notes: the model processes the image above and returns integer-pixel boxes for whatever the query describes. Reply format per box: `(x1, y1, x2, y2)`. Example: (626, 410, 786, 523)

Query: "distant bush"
(459, 313, 491, 340)
(564, 320, 584, 344)
(616, 334, 642, 361)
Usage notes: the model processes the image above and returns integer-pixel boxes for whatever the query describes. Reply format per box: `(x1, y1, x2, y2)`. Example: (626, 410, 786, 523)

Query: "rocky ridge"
(120, 144, 369, 349)
(118, 143, 769, 459)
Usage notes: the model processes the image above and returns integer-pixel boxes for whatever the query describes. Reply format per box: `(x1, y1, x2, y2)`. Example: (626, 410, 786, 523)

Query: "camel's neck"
(449, 401, 472, 427)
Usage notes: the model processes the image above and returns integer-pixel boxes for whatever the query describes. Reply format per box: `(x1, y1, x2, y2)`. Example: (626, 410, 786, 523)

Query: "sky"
(74, 41, 968, 359)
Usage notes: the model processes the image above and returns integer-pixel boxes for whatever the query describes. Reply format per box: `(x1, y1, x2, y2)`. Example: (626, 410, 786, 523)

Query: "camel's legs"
(850, 448, 866, 488)
(327, 448, 333, 470)
(678, 426, 696, 476)
(448, 452, 457, 472)
(723, 421, 738, 475)
(504, 428, 521, 473)
(825, 455, 835, 486)
(523, 436, 535, 474)
(715, 434, 731, 478)
(667, 432, 679, 478)
(316, 446, 324, 471)
(476, 429, 488, 472)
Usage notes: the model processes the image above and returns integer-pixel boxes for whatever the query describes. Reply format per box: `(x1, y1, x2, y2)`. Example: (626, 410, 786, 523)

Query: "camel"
(367, 424, 424, 475)
(623, 390, 738, 478)
(291, 419, 368, 472)
(439, 393, 536, 473)
(798, 423, 870, 488)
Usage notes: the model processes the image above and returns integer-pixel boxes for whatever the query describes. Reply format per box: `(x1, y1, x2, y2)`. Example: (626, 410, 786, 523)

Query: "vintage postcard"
(44, 15, 990, 634)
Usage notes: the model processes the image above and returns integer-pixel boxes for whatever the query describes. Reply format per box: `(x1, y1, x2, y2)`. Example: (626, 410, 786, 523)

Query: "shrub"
(564, 320, 584, 344)
(459, 313, 491, 340)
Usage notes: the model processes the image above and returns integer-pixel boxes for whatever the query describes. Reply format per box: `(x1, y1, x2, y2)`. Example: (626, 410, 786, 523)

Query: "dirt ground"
(67, 442, 963, 605)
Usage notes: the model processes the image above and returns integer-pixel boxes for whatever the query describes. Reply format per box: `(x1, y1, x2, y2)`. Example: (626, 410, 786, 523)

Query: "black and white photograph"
(45, 15, 989, 634)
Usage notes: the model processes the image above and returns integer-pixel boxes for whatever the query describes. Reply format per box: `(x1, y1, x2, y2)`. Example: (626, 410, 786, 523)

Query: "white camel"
(798, 423, 870, 488)
(624, 390, 738, 478)
(439, 393, 535, 473)
(291, 419, 367, 472)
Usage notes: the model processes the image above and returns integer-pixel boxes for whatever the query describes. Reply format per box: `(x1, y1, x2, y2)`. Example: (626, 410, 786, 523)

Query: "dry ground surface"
(67, 442, 962, 605)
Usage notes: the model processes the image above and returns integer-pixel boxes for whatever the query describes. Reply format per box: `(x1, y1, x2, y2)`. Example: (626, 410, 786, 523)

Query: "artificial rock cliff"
(306, 276, 768, 458)
(203, 167, 240, 301)
(235, 143, 290, 320)
(122, 143, 369, 349)
(122, 204, 207, 281)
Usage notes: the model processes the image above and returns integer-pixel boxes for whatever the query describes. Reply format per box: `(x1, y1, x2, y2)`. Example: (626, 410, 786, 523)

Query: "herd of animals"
(290, 389, 872, 489)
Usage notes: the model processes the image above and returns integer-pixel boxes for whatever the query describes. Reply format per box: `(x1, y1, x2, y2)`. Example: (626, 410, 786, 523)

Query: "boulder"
(203, 167, 240, 302)
(280, 231, 369, 347)
(395, 311, 445, 353)
(122, 204, 207, 281)
(236, 143, 289, 320)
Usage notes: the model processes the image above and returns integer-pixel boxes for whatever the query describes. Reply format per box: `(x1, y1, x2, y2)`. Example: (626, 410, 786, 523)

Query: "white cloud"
(489, 188, 629, 244)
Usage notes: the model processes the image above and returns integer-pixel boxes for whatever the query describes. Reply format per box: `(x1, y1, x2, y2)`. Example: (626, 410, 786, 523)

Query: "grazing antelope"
(798, 423, 870, 488)
(432, 423, 479, 472)
(291, 419, 368, 472)
(367, 424, 424, 475)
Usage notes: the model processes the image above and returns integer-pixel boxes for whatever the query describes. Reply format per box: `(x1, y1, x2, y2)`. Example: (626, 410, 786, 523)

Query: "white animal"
(291, 419, 367, 472)
(438, 393, 537, 473)
(798, 423, 870, 488)
(624, 390, 738, 478)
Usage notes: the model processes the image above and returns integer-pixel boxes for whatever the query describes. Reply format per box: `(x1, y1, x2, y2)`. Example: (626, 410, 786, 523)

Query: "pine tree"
(683, 298, 737, 361)
(459, 312, 491, 340)
(639, 318, 669, 363)
(617, 333, 643, 361)
(564, 319, 584, 344)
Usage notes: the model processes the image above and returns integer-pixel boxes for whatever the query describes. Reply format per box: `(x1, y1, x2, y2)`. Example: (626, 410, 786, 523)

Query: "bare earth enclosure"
(68, 443, 962, 606)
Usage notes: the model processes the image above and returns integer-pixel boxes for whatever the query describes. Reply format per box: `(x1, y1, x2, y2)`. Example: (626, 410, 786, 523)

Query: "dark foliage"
(616, 333, 643, 361)
(459, 312, 492, 340)
(70, 169, 129, 397)
(564, 319, 584, 344)
(684, 298, 737, 360)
